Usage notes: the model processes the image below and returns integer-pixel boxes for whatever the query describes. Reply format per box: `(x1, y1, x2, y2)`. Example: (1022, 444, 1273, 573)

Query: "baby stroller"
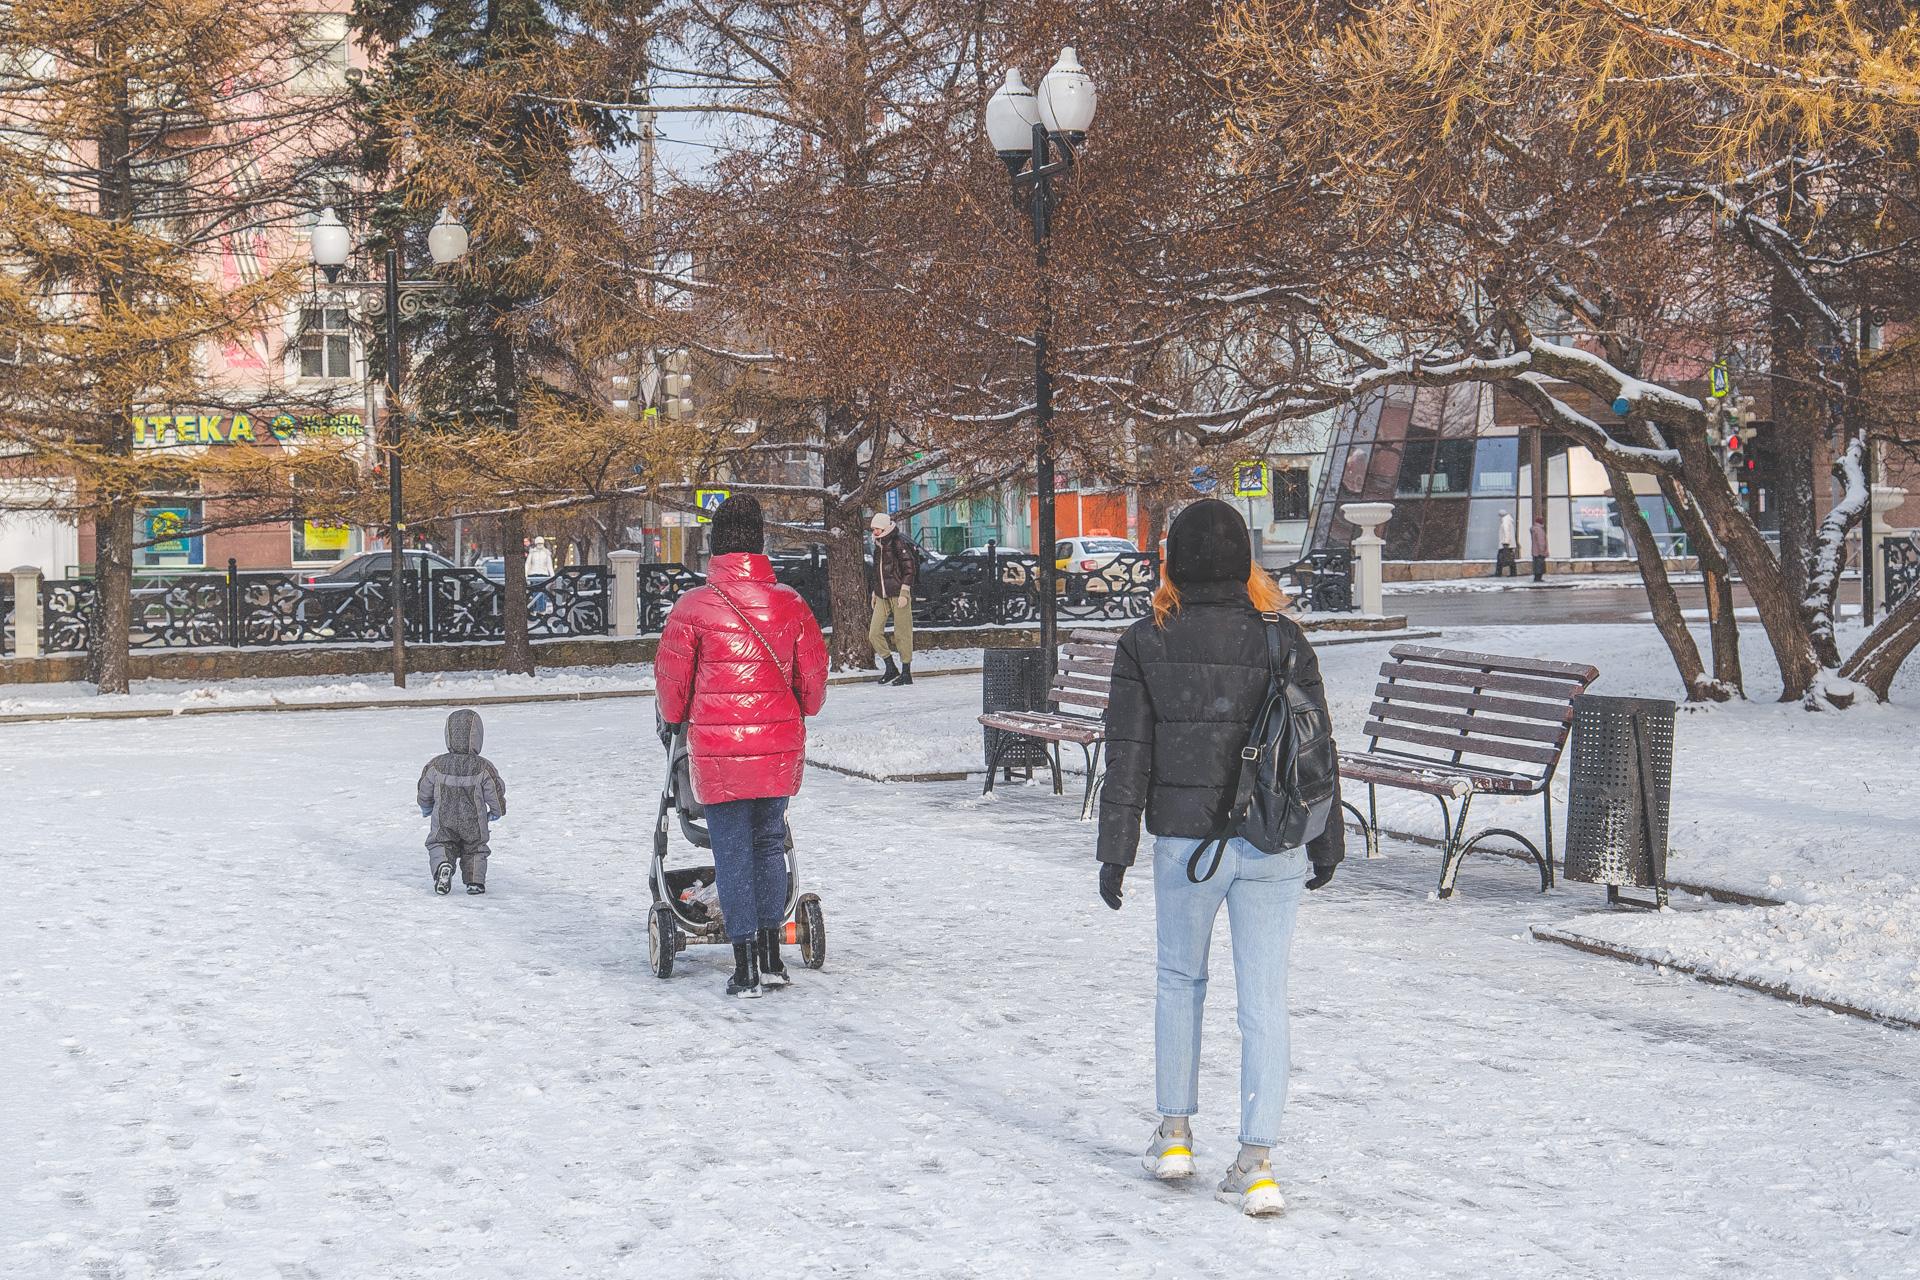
(648, 721, 826, 979)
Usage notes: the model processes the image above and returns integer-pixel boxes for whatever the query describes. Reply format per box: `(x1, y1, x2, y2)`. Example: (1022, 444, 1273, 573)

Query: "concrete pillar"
(1870, 486, 1908, 613)
(1340, 502, 1395, 617)
(608, 549, 641, 638)
(11, 566, 42, 659)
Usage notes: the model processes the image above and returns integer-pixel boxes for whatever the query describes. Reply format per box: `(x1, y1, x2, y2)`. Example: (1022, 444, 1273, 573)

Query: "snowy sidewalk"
(4, 694, 1918, 1278)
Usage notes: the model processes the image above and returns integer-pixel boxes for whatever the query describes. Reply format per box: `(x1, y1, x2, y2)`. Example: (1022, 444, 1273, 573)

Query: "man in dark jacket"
(865, 511, 921, 686)
(1094, 498, 1342, 1218)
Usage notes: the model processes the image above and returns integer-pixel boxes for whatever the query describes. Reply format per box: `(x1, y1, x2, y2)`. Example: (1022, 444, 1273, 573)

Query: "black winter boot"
(726, 940, 761, 998)
(893, 662, 912, 686)
(759, 926, 791, 987)
(878, 655, 900, 685)
(433, 862, 455, 895)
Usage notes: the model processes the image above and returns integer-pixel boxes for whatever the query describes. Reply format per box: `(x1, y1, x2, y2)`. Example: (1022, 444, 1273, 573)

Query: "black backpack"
(1187, 612, 1340, 883)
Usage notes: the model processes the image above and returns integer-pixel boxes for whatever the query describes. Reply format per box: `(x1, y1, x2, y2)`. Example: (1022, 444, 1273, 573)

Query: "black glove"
(657, 720, 679, 749)
(1306, 864, 1336, 891)
(1099, 862, 1126, 911)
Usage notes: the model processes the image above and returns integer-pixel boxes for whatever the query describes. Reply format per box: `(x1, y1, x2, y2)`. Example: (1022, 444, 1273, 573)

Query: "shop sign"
(303, 521, 351, 552)
(147, 507, 193, 556)
(131, 410, 367, 446)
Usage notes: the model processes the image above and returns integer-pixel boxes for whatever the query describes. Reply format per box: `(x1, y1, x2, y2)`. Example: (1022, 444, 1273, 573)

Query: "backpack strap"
(1188, 611, 1289, 883)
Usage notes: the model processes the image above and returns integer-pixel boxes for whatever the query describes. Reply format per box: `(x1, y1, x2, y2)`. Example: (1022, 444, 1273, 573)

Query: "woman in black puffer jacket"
(1097, 499, 1343, 1218)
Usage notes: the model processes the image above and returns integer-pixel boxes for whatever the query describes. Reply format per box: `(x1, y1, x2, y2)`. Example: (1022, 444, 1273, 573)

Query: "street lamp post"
(311, 207, 468, 687)
(988, 48, 1097, 676)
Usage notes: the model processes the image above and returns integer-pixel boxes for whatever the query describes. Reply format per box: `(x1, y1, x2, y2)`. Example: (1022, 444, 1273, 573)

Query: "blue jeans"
(1152, 834, 1308, 1147)
(705, 797, 791, 943)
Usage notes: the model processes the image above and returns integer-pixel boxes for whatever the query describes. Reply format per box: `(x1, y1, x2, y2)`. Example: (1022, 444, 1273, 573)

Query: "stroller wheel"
(648, 902, 679, 978)
(797, 893, 826, 970)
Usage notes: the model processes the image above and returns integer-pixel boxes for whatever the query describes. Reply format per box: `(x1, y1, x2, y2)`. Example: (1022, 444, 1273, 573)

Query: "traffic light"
(1726, 432, 1745, 472)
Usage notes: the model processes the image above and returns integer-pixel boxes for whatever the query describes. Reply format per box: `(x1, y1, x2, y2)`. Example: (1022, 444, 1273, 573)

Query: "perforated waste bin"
(982, 646, 1051, 774)
(1563, 693, 1675, 908)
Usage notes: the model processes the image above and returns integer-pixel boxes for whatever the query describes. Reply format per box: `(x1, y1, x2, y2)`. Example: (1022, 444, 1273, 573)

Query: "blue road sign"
(886, 488, 901, 515)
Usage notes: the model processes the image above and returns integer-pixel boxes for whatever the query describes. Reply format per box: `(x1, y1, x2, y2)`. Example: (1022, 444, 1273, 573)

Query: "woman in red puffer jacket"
(655, 495, 828, 997)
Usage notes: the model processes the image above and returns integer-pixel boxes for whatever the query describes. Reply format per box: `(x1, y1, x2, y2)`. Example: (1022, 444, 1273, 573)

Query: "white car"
(1054, 536, 1142, 573)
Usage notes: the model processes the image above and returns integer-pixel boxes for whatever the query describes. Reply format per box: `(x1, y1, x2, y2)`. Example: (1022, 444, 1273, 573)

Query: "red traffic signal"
(1726, 433, 1741, 452)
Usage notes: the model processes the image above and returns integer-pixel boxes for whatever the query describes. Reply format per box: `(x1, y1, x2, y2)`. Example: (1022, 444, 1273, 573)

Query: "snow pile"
(1557, 877, 1920, 1025)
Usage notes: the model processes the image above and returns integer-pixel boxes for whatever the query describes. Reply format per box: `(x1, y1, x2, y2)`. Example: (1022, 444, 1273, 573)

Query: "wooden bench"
(977, 629, 1117, 819)
(1340, 644, 1599, 898)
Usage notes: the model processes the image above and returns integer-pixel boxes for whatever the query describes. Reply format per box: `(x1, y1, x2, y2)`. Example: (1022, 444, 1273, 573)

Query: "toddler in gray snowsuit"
(417, 709, 507, 895)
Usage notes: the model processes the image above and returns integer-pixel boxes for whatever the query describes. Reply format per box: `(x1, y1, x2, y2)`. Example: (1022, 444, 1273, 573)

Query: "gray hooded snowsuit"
(416, 709, 507, 886)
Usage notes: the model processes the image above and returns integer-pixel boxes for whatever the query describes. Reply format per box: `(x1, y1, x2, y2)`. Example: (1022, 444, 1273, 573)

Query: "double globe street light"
(310, 206, 469, 687)
(986, 47, 1097, 674)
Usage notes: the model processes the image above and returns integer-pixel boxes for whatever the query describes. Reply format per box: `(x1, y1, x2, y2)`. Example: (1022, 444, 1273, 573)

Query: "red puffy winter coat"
(654, 553, 829, 805)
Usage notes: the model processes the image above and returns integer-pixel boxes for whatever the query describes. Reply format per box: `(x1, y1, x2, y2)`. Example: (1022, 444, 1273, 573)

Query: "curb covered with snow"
(1533, 881, 1920, 1031)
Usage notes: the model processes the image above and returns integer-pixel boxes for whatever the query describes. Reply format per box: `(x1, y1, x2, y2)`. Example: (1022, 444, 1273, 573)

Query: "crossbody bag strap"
(709, 584, 803, 716)
(1188, 611, 1288, 884)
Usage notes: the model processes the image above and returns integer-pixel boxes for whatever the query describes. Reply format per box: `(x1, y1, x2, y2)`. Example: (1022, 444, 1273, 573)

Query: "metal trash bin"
(1563, 693, 1675, 908)
(982, 646, 1051, 775)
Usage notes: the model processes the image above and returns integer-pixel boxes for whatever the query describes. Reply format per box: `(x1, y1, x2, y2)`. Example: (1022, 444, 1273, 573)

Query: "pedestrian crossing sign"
(695, 488, 729, 524)
(1232, 461, 1270, 498)
(1709, 362, 1729, 399)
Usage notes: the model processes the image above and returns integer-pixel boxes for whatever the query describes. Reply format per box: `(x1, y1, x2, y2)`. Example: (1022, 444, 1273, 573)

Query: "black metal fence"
(1884, 535, 1919, 611)
(9, 561, 609, 656)
(2, 541, 1356, 658)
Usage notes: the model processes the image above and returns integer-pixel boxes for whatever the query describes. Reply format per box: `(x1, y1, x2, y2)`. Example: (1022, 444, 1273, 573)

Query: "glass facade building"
(1316, 383, 1688, 562)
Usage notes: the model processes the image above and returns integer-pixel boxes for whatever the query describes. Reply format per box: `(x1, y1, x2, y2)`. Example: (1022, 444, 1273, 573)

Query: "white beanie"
(870, 512, 895, 535)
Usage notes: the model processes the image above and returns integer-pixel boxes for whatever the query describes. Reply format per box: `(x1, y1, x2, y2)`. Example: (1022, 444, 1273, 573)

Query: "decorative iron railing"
(1, 574, 13, 656)
(7, 542, 1350, 659)
(26, 562, 613, 655)
(1884, 535, 1920, 610)
(1284, 549, 1356, 613)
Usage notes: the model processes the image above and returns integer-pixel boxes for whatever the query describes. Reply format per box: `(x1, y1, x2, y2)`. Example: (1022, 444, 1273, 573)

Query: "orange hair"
(1152, 566, 1288, 627)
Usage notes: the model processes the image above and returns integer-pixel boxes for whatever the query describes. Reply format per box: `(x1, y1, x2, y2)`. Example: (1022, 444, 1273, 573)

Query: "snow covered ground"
(0, 648, 989, 720)
(5, 654, 1919, 1278)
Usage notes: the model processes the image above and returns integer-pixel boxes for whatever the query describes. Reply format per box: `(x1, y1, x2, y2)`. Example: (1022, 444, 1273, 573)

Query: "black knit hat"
(709, 494, 764, 556)
(1165, 498, 1252, 587)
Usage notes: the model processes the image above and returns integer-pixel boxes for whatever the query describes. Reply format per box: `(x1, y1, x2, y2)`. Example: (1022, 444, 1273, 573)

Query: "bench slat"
(1365, 701, 1567, 744)
(1051, 687, 1110, 711)
(1388, 644, 1600, 683)
(1062, 642, 1119, 660)
(1371, 682, 1575, 724)
(978, 712, 1104, 743)
(1362, 721, 1560, 767)
(1380, 661, 1591, 702)
(1339, 752, 1542, 796)
(1059, 656, 1114, 677)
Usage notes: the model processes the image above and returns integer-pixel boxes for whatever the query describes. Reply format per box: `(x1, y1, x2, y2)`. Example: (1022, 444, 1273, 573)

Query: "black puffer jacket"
(1097, 580, 1344, 871)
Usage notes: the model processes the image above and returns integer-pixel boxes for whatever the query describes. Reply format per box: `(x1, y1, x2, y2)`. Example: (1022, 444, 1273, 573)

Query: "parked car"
(1053, 536, 1141, 573)
(299, 549, 455, 588)
(476, 556, 506, 583)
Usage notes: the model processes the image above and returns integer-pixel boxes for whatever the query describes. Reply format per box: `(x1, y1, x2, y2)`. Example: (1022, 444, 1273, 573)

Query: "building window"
(299, 306, 353, 380)
(1470, 436, 1519, 495)
(291, 14, 350, 95)
(132, 154, 191, 238)
(137, 500, 204, 569)
(292, 519, 352, 564)
(1271, 468, 1311, 522)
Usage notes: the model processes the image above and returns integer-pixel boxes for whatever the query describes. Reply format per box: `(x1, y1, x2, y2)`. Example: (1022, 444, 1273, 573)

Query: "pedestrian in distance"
(1096, 498, 1344, 1218)
(867, 511, 921, 686)
(1531, 514, 1549, 582)
(417, 709, 507, 896)
(655, 495, 829, 998)
(1496, 509, 1518, 577)
(525, 536, 556, 579)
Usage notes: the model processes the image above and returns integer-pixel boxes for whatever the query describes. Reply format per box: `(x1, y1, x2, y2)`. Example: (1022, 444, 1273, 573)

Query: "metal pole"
(385, 246, 406, 688)
(1032, 121, 1058, 678)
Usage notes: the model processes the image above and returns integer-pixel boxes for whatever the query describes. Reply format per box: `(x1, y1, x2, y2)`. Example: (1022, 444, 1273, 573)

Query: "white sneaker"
(1216, 1160, 1285, 1217)
(1142, 1127, 1195, 1180)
